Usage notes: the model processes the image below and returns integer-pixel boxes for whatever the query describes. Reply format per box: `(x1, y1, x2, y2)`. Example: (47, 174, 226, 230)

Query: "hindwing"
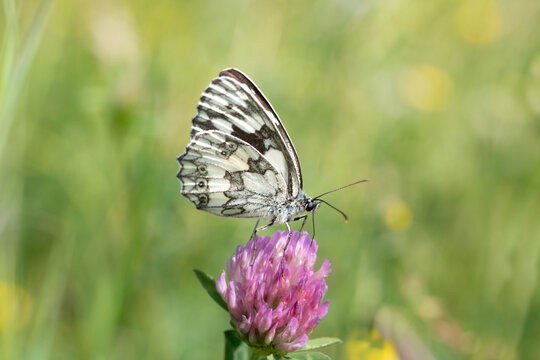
(177, 131, 287, 218)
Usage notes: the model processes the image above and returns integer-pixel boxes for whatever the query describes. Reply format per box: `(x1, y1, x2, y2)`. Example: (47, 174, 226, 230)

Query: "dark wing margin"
(219, 68, 304, 191)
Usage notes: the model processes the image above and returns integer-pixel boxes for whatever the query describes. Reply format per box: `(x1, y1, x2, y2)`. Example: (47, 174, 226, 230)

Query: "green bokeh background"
(1, 0, 540, 359)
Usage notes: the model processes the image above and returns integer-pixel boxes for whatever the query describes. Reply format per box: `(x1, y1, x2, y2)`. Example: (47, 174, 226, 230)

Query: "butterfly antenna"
(317, 199, 349, 223)
(314, 179, 369, 199)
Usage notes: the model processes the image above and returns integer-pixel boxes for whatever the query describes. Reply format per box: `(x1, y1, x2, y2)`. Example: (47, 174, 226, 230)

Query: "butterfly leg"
(250, 219, 261, 241)
(255, 221, 275, 233)
(280, 222, 293, 275)
(279, 215, 309, 274)
(295, 214, 309, 235)
(248, 219, 260, 265)
(293, 214, 316, 247)
(249, 220, 275, 265)
(309, 211, 316, 247)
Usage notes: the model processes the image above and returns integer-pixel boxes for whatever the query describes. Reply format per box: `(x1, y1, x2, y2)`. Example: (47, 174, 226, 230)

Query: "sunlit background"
(1, 0, 539, 359)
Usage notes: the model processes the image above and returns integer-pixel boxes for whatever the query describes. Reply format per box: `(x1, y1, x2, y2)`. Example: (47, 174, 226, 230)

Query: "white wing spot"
(241, 172, 276, 196)
(263, 148, 288, 184)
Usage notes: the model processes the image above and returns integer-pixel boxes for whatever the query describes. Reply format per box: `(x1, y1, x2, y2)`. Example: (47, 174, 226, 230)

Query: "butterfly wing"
(189, 68, 303, 198)
(177, 130, 288, 218)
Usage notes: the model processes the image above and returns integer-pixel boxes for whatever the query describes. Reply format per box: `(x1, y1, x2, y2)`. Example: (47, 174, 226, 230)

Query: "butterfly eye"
(305, 200, 317, 212)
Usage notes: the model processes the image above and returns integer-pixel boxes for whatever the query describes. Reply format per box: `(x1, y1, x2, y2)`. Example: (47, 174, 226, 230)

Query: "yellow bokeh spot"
(401, 65, 453, 111)
(384, 201, 412, 232)
(454, 0, 501, 45)
(346, 330, 400, 360)
(0, 282, 33, 331)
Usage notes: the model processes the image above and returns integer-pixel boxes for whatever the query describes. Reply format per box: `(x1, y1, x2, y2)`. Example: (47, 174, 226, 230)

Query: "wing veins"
(218, 69, 303, 192)
(187, 130, 288, 188)
(197, 100, 258, 134)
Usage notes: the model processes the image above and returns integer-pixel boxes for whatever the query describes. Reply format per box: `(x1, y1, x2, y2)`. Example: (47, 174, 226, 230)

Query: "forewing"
(177, 131, 287, 218)
(190, 68, 302, 197)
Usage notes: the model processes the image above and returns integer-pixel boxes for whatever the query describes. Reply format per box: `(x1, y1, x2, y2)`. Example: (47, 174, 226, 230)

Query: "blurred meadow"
(1, 0, 540, 359)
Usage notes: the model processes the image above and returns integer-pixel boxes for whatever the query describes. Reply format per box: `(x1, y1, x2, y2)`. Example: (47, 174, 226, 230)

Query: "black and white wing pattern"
(177, 68, 305, 222)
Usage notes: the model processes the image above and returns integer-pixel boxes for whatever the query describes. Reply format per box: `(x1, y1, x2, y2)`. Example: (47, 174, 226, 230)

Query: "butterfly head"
(304, 198, 321, 213)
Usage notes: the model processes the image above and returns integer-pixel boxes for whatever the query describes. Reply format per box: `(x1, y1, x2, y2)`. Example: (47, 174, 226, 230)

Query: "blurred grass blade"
(1, 0, 18, 98)
(1, 1, 53, 356)
(0, 0, 53, 157)
(193, 269, 228, 311)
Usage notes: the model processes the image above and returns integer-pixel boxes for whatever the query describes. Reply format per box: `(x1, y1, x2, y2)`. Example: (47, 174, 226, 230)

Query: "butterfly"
(176, 68, 366, 242)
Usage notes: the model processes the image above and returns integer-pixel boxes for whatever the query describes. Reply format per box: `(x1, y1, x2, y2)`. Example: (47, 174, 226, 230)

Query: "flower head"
(216, 230, 331, 354)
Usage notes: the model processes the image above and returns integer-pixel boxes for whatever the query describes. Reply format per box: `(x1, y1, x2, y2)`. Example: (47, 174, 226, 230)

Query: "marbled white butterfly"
(177, 68, 366, 239)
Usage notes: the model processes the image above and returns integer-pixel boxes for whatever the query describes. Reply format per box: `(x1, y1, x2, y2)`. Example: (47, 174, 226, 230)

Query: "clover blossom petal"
(216, 230, 331, 354)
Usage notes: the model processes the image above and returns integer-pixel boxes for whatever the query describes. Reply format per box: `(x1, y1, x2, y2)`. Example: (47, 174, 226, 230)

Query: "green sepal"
(296, 337, 342, 351)
(193, 269, 228, 312)
(285, 352, 331, 360)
